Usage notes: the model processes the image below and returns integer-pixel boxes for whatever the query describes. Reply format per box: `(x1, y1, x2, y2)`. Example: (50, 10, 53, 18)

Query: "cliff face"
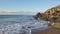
(33, 5, 60, 28)
(44, 5, 60, 21)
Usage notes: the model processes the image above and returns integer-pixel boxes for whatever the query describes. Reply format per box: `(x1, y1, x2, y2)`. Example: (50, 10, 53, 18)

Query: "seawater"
(0, 15, 49, 34)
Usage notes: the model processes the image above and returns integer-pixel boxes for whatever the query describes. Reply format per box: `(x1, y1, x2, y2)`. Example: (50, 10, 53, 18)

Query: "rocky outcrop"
(33, 5, 60, 28)
(33, 13, 49, 21)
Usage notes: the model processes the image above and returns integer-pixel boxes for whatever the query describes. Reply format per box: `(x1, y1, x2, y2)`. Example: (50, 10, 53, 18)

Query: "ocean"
(0, 15, 49, 34)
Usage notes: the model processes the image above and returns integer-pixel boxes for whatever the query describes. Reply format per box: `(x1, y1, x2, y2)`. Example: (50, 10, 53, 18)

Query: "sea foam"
(0, 21, 49, 34)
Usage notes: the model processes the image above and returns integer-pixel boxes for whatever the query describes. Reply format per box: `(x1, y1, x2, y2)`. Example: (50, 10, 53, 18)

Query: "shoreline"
(32, 27, 60, 34)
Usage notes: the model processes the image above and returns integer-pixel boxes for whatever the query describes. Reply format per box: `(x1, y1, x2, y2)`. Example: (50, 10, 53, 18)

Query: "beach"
(32, 27, 60, 34)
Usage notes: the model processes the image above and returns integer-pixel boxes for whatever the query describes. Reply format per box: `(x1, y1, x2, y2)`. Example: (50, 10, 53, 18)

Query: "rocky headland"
(33, 5, 60, 28)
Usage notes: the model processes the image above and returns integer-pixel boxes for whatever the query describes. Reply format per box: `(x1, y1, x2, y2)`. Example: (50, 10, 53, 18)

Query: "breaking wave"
(0, 20, 49, 34)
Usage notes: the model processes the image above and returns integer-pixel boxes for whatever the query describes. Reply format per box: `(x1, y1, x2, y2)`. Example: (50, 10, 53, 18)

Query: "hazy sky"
(0, 0, 60, 12)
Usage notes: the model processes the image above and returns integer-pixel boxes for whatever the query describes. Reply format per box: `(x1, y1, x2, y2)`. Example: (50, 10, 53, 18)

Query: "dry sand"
(32, 27, 60, 34)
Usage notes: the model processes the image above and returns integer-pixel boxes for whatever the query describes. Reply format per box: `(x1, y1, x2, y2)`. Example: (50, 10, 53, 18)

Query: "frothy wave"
(0, 21, 49, 34)
(0, 24, 31, 34)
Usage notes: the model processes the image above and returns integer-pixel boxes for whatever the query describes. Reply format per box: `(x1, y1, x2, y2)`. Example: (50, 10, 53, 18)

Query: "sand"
(32, 27, 60, 34)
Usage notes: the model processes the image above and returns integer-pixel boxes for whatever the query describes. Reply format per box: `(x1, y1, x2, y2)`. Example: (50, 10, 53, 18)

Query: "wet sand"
(32, 27, 60, 34)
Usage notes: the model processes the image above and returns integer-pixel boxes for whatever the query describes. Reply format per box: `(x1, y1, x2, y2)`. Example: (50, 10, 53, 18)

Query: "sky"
(0, 0, 60, 15)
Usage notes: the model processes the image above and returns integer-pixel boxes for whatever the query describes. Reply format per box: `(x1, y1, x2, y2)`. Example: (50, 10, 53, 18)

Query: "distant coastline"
(0, 11, 39, 15)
